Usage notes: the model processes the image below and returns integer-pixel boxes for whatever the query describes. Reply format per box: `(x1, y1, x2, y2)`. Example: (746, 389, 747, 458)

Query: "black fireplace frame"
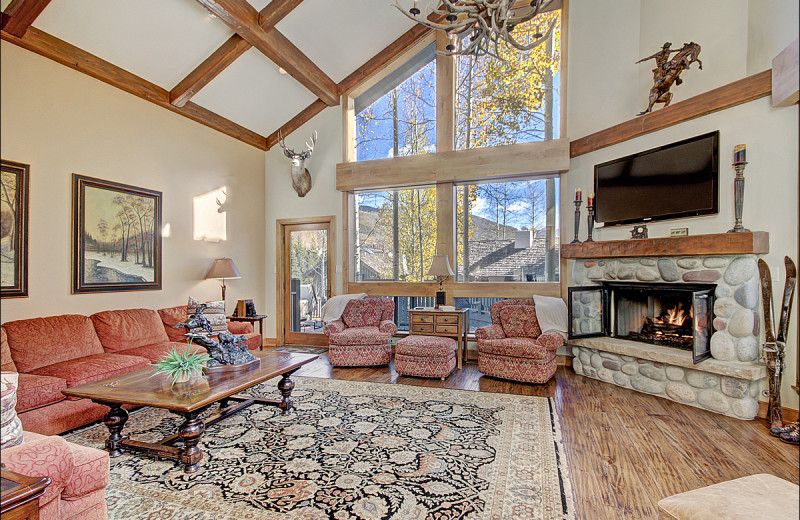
(568, 281, 715, 364)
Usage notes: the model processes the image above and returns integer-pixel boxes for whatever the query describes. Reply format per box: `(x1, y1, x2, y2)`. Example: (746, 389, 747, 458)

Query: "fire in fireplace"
(569, 281, 715, 363)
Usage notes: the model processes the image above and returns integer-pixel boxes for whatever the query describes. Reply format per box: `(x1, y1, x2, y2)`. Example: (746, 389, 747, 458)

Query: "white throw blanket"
(321, 293, 367, 323)
(533, 294, 569, 339)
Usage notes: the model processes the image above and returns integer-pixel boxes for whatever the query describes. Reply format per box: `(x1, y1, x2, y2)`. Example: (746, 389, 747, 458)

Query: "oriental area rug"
(64, 377, 574, 520)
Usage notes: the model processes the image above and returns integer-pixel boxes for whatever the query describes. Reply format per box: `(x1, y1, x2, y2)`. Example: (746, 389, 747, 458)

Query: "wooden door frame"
(276, 216, 335, 346)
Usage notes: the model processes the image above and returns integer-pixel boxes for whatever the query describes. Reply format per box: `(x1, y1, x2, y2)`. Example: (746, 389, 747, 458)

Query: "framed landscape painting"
(72, 174, 162, 293)
(1, 160, 29, 298)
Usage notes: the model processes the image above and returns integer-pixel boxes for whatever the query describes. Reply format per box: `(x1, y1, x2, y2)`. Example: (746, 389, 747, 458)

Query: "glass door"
(282, 221, 332, 346)
(568, 286, 608, 339)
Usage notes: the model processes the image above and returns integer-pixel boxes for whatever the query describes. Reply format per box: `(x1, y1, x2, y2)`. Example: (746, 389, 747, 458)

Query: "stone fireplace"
(563, 233, 769, 420)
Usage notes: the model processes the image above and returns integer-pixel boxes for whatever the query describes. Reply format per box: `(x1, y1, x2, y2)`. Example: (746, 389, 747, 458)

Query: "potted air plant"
(152, 346, 210, 385)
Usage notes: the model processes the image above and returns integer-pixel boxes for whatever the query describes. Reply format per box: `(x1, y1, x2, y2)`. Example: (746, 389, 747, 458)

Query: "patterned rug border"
(63, 375, 575, 519)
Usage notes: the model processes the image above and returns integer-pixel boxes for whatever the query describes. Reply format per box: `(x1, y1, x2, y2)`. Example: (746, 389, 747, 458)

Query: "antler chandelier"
(394, 0, 558, 59)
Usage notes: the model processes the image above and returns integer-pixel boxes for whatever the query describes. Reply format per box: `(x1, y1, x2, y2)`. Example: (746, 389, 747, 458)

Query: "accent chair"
(475, 298, 564, 384)
(324, 296, 397, 366)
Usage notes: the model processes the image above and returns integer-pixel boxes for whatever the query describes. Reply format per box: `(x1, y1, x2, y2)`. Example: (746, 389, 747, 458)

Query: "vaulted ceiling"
(0, 0, 421, 150)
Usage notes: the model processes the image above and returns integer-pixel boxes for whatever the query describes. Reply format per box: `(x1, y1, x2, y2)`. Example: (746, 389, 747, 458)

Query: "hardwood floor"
(289, 352, 800, 520)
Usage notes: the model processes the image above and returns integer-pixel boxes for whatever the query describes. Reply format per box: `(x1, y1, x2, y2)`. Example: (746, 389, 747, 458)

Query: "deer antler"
(278, 130, 298, 158)
(305, 131, 318, 154)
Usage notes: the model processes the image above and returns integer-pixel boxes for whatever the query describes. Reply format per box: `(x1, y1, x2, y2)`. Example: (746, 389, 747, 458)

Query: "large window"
(456, 11, 561, 150)
(456, 177, 560, 282)
(355, 44, 436, 161)
(353, 187, 437, 282)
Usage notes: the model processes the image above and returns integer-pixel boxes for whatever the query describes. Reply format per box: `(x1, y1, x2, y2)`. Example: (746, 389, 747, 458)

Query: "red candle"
(587, 193, 595, 207)
(575, 188, 582, 201)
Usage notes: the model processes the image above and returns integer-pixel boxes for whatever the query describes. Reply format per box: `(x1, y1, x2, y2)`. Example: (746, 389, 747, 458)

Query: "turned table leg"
(177, 410, 206, 473)
(99, 403, 128, 457)
(278, 372, 296, 415)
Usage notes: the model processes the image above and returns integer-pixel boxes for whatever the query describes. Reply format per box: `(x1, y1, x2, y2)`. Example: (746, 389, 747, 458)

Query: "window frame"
(340, 5, 567, 305)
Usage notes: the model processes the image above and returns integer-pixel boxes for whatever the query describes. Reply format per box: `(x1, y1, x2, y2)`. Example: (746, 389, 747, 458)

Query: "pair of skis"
(757, 256, 796, 431)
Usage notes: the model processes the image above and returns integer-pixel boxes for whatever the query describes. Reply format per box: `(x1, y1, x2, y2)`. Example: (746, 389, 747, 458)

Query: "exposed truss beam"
(1, 26, 268, 150)
(1, 0, 52, 37)
(194, 0, 338, 106)
(266, 99, 326, 150)
(170, 0, 304, 108)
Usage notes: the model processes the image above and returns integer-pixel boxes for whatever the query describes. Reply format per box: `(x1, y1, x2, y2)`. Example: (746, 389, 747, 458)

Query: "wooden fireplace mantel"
(560, 231, 769, 259)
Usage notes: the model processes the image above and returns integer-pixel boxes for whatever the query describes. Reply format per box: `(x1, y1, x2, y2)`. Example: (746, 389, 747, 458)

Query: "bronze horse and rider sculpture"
(637, 41, 702, 115)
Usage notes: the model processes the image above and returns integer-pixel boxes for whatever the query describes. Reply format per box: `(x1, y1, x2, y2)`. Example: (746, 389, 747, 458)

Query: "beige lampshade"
(426, 254, 455, 278)
(205, 258, 241, 280)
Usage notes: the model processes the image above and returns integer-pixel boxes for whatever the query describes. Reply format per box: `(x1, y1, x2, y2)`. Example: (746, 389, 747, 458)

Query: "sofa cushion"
(1, 431, 73, 507)
(188, 297, 228, 335)
(62, 441, 110, 499)
(3, 315, 105, 373)
(328, 326, 390, 346)
(91, 308, 170, 352)
(30, 353, 150, 392)
(396, 335, 457, 357)
(1, 371, 24, 449)
(499, 305, 541, 339)
(158, 305, 191, 342)
(477, 338, 553, 360)
(1, 328, 17, 372)
(119, 342, 205, 363)
(341, 300, 382, 328)
(16, 373, 67, 413)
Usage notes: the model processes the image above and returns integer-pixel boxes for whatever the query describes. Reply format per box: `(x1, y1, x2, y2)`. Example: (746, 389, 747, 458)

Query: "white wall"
(263, 106, 344, 338)
(0, 42, 266, 322)
(566, 0, 799, 408)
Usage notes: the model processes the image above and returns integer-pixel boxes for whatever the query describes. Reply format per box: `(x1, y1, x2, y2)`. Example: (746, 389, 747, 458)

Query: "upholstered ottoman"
(657, 474, 799, 520)
(395, 335, 457, 380)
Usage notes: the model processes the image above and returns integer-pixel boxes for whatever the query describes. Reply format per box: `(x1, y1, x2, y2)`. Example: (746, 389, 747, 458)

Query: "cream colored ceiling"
(2, 0, 416, 138)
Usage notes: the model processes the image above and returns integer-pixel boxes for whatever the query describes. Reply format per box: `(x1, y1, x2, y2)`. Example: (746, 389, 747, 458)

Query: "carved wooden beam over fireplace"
(561, 231, 769, 259)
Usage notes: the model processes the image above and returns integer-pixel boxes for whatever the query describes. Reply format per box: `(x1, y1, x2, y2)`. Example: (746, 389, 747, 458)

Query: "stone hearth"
(569, 254, 766, 420)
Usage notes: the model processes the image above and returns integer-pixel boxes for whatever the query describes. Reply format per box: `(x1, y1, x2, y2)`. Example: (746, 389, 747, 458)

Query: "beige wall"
(264, 105, 344, 338)
(566, 0, 799, 408)
(0, 42, 266, 323)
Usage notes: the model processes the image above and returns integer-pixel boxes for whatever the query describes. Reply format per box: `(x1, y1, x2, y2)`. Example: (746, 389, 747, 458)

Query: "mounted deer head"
(278, 130, 317, 197)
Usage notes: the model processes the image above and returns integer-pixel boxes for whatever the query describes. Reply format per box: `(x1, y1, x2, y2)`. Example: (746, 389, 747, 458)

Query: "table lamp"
(205, 258, 241, 302)
(426, 254, 455, 309)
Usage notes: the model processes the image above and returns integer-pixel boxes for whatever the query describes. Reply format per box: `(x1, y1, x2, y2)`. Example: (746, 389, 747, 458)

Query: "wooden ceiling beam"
(194, 0, 338, 106)
(1, 0, 52, 37)
(170, 0, 305, 108)
(266, 99, 327, 150)
(1, 26, 268, 150)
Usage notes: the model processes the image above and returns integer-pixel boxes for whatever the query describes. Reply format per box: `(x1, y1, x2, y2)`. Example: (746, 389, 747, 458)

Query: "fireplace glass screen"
(569, 282, 715, 364)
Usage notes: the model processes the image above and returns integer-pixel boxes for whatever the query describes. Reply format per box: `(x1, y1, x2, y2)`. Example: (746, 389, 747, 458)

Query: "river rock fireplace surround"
(562, 233, 769, 420)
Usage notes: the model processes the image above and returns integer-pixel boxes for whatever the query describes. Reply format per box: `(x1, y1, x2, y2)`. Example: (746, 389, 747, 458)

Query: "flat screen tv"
(593, 131, 719, 226)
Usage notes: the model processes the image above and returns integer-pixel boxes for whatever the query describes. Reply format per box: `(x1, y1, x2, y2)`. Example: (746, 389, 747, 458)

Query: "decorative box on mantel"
(562, 232, 769, 420)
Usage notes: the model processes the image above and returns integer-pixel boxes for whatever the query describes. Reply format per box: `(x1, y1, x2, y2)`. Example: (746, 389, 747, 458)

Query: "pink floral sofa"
(2, 431, 110, 519)
(324, 296, 397, 366)
(1, 306, 259, 435)
(475, 298, 564, 384)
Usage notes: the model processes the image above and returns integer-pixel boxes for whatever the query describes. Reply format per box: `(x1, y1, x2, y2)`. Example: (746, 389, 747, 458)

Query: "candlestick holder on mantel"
(728, 144, 749, 233)
(586, 204, 595, 242)
(570, 200, 582, 243)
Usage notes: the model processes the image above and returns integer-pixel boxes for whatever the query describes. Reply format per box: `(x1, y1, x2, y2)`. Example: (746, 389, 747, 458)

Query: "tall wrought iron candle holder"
(586, 202, 595, 242)
(570, 200, 582, 243)
(728, 144, 749, 233)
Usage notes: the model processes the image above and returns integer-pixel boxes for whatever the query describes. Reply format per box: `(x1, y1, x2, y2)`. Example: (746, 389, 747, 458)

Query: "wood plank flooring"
(288, 351, 799, 520)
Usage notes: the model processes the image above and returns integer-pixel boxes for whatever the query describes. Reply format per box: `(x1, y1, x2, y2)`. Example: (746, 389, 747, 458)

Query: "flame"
(666, 305, 686, 326)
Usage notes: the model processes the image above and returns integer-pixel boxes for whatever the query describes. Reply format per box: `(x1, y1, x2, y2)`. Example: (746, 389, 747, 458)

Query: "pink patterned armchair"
(324, 297, 397, 366)
(475, 298, 564, 384)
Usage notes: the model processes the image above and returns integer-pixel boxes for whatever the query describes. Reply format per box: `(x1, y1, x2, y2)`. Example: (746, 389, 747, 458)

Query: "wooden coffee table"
(62, 351, 317, 473)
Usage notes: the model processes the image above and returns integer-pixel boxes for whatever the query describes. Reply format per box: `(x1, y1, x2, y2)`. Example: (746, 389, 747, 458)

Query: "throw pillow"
(499, 305, 542, 339)
(1, 371, 24, 449)
(187, 297, 229, 336)
(341, 299, 382, 328)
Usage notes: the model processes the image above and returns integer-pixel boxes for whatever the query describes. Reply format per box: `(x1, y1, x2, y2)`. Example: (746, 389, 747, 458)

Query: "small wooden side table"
(409, 309, 469, 369)
(1, 469, 50, 520)
(227, 315, 267, 349)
